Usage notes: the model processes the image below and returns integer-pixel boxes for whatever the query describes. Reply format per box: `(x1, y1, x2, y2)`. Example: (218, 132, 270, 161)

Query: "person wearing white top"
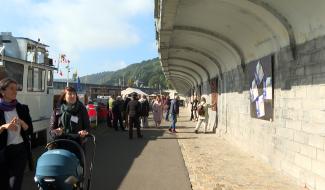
(0, 78, 33, 190)
(194, 97, 213, 134)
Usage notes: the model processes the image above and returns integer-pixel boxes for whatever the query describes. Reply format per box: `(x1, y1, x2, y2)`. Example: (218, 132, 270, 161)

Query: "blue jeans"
(170, 114, 177, 130)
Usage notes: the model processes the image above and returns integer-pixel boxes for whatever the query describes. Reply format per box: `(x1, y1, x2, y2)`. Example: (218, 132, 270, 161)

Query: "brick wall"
(215, 35, 325, 190)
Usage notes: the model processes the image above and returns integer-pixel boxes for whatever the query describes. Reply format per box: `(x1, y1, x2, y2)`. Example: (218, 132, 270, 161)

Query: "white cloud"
(10, 0, 153, 55)
(1, 0, 155, 77)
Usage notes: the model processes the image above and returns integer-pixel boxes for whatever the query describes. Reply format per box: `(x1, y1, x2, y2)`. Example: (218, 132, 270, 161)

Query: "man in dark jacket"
(139, 94, 150, 128)
(169, 95, 180, 133)
(112, 96, 125, 131)
(123, 94, 131, 128)
(190, 96, 198, 121)
(165, 95, 171, 121)
(126, 93, 143, 139)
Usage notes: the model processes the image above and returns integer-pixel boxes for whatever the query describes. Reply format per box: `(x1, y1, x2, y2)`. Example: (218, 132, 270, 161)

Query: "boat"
(0, 32, 56, 146)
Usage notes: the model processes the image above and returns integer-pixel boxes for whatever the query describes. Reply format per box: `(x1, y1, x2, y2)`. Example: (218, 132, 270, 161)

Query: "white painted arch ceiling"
(155, 0, 325, 94)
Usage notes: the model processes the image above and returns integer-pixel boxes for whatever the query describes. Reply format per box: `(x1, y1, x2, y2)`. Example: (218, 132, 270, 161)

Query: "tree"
(148, 75, 160, 88)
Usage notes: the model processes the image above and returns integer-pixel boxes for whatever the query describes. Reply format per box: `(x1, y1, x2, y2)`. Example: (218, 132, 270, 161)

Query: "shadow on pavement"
(22, 123, 165, 190)
(91, 125, 165, 190)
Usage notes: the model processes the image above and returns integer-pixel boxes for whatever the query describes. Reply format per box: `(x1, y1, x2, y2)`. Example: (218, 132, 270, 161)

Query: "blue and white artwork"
(250, 79, 258, 102)
(255, 95, 265, 118)
(254, 61, 264, 85)
(263, 77, 272, 100)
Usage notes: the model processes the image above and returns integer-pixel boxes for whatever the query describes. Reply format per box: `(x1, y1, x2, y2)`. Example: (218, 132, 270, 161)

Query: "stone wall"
(215, 35, 325, 190)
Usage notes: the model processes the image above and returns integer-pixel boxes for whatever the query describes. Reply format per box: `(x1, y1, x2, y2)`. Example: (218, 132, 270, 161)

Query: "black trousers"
(113, 112, 124, 130)
(107, 109, 112, 127)
(128, 116, 141, 138)
(0, 142, 27, 190)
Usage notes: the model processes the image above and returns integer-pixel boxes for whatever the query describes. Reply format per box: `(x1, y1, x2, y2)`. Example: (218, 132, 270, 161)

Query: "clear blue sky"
(0, 0, 158, 79)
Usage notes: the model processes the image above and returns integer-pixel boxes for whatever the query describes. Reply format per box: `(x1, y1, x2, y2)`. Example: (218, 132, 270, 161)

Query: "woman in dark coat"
(50, 86, 90, 142)
(0, 78, 33, 190)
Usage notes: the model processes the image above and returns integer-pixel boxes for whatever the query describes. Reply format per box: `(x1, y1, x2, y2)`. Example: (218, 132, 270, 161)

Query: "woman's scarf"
(0, 98, 18, 111)
(60, 101, 82, 133)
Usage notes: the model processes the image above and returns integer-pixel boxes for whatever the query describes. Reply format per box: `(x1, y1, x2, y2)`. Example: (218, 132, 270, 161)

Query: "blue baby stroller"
(34, 134, 96, 190)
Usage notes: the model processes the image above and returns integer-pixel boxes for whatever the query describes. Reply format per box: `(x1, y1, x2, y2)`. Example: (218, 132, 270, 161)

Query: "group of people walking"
(151, 95, 179, 132)
(106, 93, 147, 139)
(106, 93, 180, 137)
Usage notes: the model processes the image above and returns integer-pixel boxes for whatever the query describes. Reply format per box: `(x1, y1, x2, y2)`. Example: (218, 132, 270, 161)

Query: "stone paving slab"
(173, 108, 306, 190)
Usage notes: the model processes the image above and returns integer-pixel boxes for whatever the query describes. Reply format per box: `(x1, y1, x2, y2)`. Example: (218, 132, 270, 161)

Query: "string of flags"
(56, 54, 71, 76)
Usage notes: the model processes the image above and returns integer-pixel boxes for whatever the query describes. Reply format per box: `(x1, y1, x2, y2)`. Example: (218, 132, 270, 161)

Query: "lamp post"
(66, 62, 70, 87)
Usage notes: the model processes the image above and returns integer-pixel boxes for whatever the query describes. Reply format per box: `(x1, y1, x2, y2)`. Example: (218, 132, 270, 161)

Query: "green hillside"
(80, 58, 169, 89)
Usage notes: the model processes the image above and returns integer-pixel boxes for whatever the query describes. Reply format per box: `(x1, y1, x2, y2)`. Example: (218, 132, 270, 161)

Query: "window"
(26, 51, 34, 62)
(27, 68, 33, 91)
(27, 66, 45, 92)
(42, 69, 45, 90)
(37, 52, 44, 64)
(47, 70, 53, 86)
(3, 61, 23, 91)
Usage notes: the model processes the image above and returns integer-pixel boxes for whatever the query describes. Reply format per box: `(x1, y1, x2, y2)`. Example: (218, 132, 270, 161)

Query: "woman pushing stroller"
(50, 86, 90, 142)
(39, 86, 94, 189)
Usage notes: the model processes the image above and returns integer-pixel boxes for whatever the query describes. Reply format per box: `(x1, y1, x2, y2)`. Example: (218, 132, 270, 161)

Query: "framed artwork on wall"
(248, 55, 274, 121)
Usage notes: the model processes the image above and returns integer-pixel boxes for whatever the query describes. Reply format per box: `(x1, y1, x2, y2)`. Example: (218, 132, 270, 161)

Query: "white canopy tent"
(121, 87, 148, 97)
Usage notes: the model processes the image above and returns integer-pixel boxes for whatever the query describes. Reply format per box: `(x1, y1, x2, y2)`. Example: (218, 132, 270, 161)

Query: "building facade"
(155, 1, 325, 189)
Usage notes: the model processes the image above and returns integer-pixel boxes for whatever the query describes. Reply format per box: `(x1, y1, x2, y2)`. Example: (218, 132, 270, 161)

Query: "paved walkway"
(173, 107, 305, 190)
(90, 122, 192, 190)
(23, 115, 192, 190)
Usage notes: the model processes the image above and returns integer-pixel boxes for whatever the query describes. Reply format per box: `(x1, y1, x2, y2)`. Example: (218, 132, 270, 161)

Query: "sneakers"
(172, 129, 177, 133)
(194, 130, 198, 134)
(168, 128, 172, 132)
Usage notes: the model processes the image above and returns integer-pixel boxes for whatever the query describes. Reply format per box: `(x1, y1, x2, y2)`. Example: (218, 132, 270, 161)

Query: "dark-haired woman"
(0, 78, 33, 190)
(50, 86, 90, 141)
(49, 87, 91, 187)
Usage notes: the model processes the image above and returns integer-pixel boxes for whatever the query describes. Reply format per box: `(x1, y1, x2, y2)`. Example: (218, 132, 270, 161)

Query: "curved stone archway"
(168, 56, 211, 80)
(168, 69, 199, 85)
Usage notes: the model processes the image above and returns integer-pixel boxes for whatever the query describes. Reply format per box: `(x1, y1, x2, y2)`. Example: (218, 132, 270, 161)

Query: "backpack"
(197, 105, 205, 116)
